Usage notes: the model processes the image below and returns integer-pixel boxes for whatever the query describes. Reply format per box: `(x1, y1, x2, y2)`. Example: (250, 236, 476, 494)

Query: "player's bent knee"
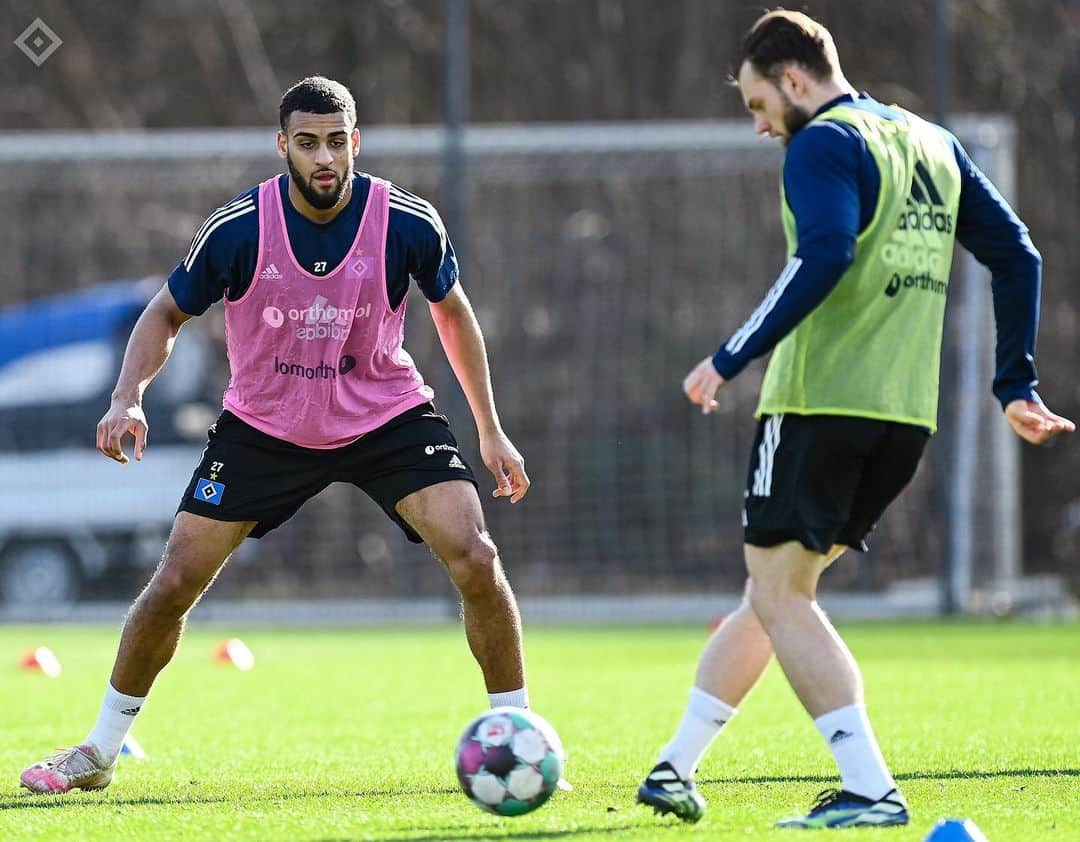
(747, 586, 780, 627)
(145, 555, 218, 613)
(443, 531, 501, 597)
(747, 578, 808, 627)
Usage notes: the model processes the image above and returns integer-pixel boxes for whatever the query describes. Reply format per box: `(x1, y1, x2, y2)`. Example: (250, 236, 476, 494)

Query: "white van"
(0, 279, 219, 605)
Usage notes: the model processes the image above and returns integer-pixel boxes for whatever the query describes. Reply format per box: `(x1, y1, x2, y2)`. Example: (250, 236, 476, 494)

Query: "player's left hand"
(480, 431, 530, 504)
(683, 356, 726, 414)
(1004, 398, 1075, 445)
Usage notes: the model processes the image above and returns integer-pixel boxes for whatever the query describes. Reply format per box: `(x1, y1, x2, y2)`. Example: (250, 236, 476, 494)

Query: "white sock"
(657, 687, 737, 780)
(814, 703, 896, 800)
(488, 687, 529, 709)
(85, 683, 147, 764)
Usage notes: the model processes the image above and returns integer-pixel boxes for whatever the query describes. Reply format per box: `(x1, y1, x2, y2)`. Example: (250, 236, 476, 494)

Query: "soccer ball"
(455, 707, 565, 816)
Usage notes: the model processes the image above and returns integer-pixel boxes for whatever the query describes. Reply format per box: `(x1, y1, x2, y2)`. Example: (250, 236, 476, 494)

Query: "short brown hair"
(735, 9, 840, 82)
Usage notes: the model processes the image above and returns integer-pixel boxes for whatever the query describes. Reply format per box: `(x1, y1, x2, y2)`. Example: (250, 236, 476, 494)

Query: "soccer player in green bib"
(636, 9, 1074, 830)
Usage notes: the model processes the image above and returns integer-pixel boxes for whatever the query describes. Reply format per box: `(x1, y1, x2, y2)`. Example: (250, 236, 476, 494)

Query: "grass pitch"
(1, 621, 1077, 841)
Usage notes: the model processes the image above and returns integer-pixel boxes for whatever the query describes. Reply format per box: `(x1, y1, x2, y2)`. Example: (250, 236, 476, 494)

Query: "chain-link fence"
(2, 119, 1060, 616)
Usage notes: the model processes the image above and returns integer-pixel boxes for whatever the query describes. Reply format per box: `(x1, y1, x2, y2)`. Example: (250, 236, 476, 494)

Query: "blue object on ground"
(925, 819, 989, 841)
(120, 733, 147, 760)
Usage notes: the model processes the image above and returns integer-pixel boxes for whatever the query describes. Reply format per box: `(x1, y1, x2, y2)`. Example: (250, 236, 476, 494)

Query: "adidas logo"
(448, 455, 466, 470)
(260, 263, 283, 280)
(898, 160, 953, 233)
(884, 158, 952, 300)
(120, 706, 141, 716)
(829, 729, 854, 744)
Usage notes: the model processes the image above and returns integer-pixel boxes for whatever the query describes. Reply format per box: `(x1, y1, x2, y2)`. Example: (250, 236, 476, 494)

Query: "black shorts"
(177, 403, 477, 542)
(743, 413, 929, 554)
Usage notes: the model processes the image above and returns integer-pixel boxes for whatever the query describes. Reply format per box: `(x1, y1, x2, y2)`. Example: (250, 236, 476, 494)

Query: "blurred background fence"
(0, 0, 1077, 619)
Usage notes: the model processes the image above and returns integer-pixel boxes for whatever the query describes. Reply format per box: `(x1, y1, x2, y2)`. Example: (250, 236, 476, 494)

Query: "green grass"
(1, 622, 1077, 841)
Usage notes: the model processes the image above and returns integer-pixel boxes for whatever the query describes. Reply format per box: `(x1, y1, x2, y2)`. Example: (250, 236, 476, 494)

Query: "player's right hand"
(96, 402, 149, 464)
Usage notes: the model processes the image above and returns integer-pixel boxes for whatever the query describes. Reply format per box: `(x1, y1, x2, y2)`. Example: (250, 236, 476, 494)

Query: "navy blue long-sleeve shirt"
(712, 93, 1041, 410)
(168, 173, 458, 317)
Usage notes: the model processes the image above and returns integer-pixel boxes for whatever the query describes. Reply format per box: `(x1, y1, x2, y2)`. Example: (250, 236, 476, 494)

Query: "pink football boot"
(21, 744, 114, 794)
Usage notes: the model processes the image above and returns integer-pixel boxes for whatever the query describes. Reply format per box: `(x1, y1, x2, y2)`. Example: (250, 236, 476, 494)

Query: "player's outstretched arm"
(1004, 398, 1075, 446)
(97, 284, 193, 464)
(428, 286, 530, 504)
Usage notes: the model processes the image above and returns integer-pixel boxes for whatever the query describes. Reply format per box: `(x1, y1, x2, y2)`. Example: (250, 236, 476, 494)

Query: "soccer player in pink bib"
(21, 77, 532, 795)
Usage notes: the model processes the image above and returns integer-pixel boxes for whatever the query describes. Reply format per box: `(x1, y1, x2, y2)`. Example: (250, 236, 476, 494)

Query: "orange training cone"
(212, 638, 254, 671)
(20, 646, 62, 678)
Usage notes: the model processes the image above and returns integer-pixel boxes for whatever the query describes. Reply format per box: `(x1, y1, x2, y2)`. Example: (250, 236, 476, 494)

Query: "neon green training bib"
(757, 104, 961, 433)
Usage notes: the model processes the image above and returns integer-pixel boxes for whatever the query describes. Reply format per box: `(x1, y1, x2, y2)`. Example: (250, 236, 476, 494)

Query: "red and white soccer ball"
(454, 707, 565, 816)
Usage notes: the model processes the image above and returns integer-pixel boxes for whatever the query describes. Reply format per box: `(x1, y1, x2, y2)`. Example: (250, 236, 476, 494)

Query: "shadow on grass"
(702, 768, 1080, 786)
(6, 767, 1076, 811)
(319, 825, 684, 842)
(0, 785, 460, 811)
(2, 788, 684, 842)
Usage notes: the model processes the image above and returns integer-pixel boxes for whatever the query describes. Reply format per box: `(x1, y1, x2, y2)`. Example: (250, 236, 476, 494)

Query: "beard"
(778, 88, 813, 140)
(286, 152, 352, 210)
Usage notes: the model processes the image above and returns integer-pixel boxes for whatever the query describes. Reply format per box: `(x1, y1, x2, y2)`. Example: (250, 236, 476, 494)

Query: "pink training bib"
(221, 175, 434, 448)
